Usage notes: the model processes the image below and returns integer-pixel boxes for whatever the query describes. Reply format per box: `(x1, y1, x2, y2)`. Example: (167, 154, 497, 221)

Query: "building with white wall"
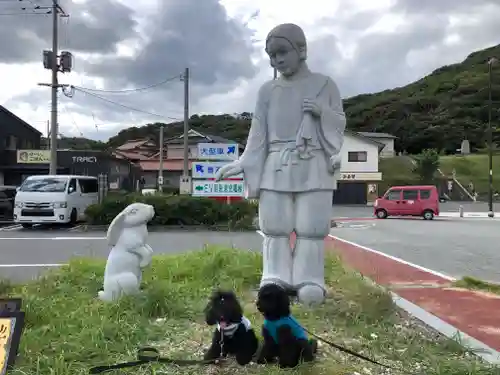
(358, 132, 396, 158)
(333, 131, 384, 205)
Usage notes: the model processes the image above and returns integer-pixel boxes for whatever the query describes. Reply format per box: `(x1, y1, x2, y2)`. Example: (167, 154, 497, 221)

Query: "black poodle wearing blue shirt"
(256, 283, 317, 368)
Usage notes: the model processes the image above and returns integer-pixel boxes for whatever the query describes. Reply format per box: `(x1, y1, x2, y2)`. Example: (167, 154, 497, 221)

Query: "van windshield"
(20, 178, 68, 193)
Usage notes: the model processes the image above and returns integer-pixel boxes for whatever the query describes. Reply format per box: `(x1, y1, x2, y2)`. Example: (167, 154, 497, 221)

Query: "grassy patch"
(453, 276, 500, 295)
(439, 153, 500, 197)
(3, 247, 498, 375)
(379, 156, 419, 192)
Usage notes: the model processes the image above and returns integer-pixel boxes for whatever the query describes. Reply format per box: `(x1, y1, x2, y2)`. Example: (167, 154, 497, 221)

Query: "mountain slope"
(344, 44, 500, 154)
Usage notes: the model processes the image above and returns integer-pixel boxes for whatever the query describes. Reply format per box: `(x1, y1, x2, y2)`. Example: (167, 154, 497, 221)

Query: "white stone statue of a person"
(215, 23, 346, 305)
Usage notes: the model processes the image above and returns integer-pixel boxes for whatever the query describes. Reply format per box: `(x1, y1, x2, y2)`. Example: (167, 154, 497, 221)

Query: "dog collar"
(217, 316, 251, 336)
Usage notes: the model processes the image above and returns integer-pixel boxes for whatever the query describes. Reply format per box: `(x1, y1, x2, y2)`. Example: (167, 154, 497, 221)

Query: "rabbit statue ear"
(107, 211, 126, 247)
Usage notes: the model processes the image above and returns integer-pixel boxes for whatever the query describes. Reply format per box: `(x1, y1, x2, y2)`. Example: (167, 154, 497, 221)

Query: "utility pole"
(487, 57, 497, 218)
(178, 67, 191, 194)
(38, 0, 71, 175)
(49, 0, 59, 175)
(183, 67, 190, 177)
(158, 126, 164, 192)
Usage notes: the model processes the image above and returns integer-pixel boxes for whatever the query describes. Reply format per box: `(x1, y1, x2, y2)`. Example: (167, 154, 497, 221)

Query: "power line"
(71, 87, 182, 121)
(72, 74, 182, 94)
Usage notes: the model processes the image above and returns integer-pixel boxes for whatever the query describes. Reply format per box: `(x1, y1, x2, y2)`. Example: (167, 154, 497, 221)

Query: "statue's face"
(266, 37, 301, 77)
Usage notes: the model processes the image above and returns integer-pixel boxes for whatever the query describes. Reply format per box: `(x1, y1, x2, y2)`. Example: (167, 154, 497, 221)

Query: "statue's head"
(265, 23, 307, 77)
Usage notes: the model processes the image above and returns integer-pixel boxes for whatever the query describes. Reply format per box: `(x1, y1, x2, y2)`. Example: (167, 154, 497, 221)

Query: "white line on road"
(0, 224, 22, 231)
(0, 263, 66, 267)
(0, 236, 105, 240)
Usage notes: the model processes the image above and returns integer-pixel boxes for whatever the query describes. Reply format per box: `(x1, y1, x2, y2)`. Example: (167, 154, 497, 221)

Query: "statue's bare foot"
(297, 284, 325, 306)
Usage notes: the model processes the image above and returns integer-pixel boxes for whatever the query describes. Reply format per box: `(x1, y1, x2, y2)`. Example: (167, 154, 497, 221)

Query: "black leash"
(302, 327, 419, 375)
(88, 347, 225, 374)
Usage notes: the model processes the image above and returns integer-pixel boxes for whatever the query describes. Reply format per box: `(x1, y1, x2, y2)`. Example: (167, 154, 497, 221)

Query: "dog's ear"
(204, 292, 218, 325)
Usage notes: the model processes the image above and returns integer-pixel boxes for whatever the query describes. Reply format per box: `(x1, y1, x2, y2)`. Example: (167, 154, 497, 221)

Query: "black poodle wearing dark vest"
(203, 290, 259, 365)
(256, 283, 318, 368)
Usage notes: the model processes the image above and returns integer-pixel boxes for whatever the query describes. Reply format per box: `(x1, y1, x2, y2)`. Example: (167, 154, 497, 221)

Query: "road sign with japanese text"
(192, 181, 244, 197)
(197, 143, 239, 160)
(191, 161, 243, 179)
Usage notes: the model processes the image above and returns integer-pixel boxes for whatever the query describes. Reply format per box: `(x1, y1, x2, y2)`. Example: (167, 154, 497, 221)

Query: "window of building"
(348, 151, 367, 162)
(6, 135, 17, 150)
(385, 189, 401, 200)
(420, 190, 431, 199)
(403, 190, 418, 200)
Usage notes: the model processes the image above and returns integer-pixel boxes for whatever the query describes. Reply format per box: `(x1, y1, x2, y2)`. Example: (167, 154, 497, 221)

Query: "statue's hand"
(329, 154, 341, 173)
(303, 99, 322, 117)
(214, 160, 243, 182)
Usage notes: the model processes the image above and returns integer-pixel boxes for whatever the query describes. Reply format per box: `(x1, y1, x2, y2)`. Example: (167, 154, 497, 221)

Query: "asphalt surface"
(0, 230, 263, 282)
(332, 218, 500, 283)
(2, 202, 499, 284)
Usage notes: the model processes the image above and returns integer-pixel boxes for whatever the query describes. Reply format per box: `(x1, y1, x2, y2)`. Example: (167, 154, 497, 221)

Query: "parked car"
(0, 185, 17, 220)
(14, 175, 99, 228)
(374, 185, 440, 220)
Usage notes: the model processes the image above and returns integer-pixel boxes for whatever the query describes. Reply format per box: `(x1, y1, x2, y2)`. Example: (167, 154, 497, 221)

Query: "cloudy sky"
(1, 0, 499, 142)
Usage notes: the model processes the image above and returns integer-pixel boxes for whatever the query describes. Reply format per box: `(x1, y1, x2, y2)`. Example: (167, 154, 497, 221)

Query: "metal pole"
(158, 125, 164, 192)
(488, 59, 495, 217)
(182, 67, 189, 177)
(49, 0, 59, 175)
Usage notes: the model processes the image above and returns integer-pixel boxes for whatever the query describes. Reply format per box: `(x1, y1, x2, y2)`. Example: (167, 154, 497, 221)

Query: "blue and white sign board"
(192, 180, 245, 197)
(197, 143, 239, 160)
(192, 161, 243, 179)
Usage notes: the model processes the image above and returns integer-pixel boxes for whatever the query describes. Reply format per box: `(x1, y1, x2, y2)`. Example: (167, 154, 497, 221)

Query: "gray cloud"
(0, 0, 137, 63)
(4, 0, 500, 142)
(81, 0, 257, 90)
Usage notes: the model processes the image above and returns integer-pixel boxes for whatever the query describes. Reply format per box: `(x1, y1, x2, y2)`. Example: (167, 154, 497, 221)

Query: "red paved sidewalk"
(326, 236, 500, 352)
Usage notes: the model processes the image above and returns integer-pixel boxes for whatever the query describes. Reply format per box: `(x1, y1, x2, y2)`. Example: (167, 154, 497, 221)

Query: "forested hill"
(71, 43, 500, 154)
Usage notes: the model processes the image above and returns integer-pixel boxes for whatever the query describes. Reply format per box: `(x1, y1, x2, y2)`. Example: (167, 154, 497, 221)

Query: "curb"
(391, 292, 500, 364)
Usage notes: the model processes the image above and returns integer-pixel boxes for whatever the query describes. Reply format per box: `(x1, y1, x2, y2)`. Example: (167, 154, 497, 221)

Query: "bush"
(84, 194, 257, 229)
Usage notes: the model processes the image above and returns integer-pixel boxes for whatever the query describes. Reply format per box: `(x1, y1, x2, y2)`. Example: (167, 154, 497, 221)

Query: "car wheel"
(70, 209, 78, 225)
(423, 210, 434, 220)
(376, 209, 388, 219)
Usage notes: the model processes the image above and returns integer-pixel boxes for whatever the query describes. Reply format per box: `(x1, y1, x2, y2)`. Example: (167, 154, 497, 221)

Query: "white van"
(14, 175, 99, 228)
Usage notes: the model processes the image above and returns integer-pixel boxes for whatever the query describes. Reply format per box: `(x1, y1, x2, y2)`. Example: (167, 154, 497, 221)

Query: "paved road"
(331, 218, 500, 283)
(332, 202, 500, 219)
(0, 230, 263, 282)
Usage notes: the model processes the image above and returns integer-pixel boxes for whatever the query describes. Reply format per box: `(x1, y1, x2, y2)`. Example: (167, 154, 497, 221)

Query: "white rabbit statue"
(98, 202, 155, 302)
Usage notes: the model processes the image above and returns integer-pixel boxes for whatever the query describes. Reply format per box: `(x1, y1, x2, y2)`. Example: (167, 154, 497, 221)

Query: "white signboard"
(192, 161, 243, 179)
(197, 143, 239, 160)
(192, 180, 245, 197)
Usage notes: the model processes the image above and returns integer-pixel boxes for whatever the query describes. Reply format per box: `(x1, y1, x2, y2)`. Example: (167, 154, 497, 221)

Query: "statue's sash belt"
(268, 141, 322, 171)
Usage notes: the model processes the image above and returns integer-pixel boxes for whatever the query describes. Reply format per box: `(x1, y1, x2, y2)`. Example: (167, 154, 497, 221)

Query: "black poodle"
(256, 283, 317, 368)
(203, 290, 259, 365)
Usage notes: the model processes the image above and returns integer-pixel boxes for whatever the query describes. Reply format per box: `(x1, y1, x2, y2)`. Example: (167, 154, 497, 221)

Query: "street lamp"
(487, 57, 497, 218)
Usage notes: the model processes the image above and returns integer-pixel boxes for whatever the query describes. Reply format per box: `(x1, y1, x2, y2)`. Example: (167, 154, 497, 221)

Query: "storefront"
(0, 149, 141, 191)
(332, 172, 382, 205)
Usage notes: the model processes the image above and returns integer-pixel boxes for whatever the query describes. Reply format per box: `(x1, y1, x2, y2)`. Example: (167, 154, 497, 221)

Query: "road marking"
(0, 224, 22, 231)
(0, 263, 66, 267)
(255, 230, 455, 281)
(327, 235, 456, 281)
(0, 237, 104, 240)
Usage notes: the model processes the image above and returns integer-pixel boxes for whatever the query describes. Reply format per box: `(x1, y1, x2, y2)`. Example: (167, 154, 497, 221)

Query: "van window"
(403, 190, 418, 200)
(68, 178, 77, 193)
(385, 189, 401, 200)
(79, 179, 98, 194)
(20, 177, 68, 192)
(420, 190, 431, 199)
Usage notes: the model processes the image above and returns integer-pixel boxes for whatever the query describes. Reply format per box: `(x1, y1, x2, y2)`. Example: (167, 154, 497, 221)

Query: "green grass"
(453, 276, 500, 295)
(2, 247, 498, 375)
(379, 154, 500, 197)
(439, 153, 500, 197)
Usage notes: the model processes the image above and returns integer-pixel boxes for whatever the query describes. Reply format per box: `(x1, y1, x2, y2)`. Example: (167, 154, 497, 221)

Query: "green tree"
(413, 148, 440, 183)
